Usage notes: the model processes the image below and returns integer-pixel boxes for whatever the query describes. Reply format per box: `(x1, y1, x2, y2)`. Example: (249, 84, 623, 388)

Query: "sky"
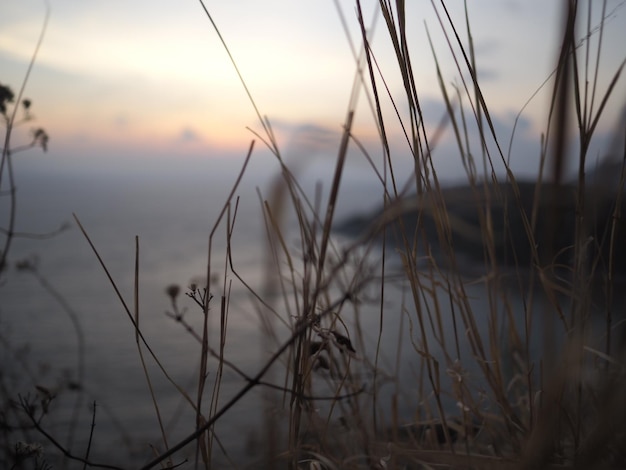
(1, 0, 626, 181)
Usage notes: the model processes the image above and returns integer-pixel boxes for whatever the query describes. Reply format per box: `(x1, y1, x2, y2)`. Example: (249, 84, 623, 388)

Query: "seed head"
(166, 284, 180, 300)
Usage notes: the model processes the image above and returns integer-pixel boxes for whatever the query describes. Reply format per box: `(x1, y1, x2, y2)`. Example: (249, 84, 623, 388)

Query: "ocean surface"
(1, 154, 619, 468)
(1, 153, 400, 467)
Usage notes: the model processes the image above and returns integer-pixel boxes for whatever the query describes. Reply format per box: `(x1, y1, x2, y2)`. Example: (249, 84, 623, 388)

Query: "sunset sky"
(2, 1, 625, 180)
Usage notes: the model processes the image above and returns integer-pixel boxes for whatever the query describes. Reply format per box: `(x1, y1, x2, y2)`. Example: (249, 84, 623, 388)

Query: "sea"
(1, 151, 620, 468)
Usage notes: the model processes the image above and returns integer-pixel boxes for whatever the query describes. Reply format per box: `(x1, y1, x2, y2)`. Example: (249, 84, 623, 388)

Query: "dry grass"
(2, 1, 626, 469)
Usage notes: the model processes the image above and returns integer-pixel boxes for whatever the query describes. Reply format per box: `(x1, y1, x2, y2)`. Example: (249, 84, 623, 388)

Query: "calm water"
(1, 155, 619, 468)
(1, 154, 403, 467)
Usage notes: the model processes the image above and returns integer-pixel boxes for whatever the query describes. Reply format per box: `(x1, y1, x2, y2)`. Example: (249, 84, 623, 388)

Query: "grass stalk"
(9, 1, 626, 468)
(133, 237, 170, 459)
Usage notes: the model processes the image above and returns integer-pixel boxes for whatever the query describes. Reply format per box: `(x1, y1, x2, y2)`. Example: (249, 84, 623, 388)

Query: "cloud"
(375, 93, 552, 182)
(285, 123, 338, 154)
(258, 119, 341, 161)
(176, 126, 200, 143)
(112, 114, 129, 129)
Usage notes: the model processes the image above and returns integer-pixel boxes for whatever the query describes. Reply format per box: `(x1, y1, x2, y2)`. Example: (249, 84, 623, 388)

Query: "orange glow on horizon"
(3, 1, 625, 173)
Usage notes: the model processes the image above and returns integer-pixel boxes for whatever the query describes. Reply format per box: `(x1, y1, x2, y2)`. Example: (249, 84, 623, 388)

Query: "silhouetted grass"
(3, 1, 626, 469)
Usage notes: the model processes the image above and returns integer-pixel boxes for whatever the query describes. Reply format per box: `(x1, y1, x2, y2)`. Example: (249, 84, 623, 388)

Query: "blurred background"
(2, 1, 626, 467)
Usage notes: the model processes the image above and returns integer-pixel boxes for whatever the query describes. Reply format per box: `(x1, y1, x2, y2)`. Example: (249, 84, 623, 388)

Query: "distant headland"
(336, 163, 626, 279)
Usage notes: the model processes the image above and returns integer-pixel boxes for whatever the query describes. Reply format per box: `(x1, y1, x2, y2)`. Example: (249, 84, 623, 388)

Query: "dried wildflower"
(15, 441, 44, 458)
(331, 330, 356, 354)
(446, 360, 468, 383)
(15, 259, 34, 271)
(0, 82, 14, 115)
(188, 276, 206, 292)
(67, 380, 82, 391)
(32, 128, 49, 152)
(166, 284, 180, 300)
(309, 341, 327, 356)
(35, 385, 54, 400)
(456, 401, 471, 413)
(22, 98, 31, 110)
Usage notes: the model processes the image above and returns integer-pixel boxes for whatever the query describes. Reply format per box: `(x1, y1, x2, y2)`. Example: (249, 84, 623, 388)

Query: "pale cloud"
(176, 126, 201, 143)
(112, 114, 130, 130)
